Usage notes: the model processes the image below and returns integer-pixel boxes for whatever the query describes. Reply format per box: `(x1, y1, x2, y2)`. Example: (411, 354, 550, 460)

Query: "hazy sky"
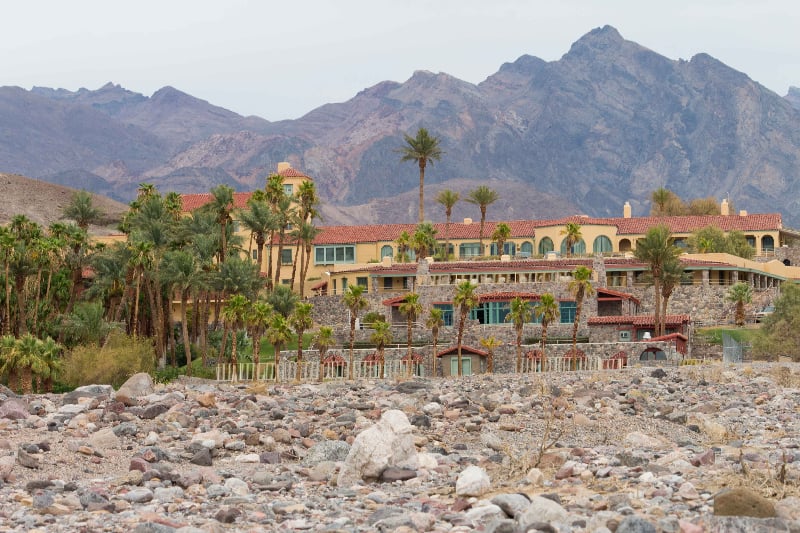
(3, 0, 798, 121)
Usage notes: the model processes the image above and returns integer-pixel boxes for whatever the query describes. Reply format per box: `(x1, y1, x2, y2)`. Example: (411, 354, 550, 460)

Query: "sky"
(3, 0, 799, 121)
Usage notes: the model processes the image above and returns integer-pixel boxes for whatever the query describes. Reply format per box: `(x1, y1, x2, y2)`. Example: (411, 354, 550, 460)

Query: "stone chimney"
(739, 210, 748, 216)
(277, 162, 291, 173)
(721, 198, 730, 216)
(463, 218, 473, 225)
(623, 202, 631, 218)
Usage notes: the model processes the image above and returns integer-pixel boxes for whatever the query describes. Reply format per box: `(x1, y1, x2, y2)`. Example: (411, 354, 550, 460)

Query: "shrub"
(61, 332, 155, 388)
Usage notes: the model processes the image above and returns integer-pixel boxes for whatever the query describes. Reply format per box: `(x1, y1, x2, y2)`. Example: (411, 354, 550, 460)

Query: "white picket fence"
(216, 354, 625, 383)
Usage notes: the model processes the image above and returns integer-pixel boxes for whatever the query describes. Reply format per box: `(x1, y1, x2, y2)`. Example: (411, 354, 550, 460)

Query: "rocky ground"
(0, 363, 799, 532)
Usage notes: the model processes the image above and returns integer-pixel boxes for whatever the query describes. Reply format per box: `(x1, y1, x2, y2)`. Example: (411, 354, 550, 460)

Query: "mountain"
(3, 25, 800, 226)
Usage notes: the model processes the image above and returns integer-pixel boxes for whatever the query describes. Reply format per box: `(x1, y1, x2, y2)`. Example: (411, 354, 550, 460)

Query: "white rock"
(455, 465, 491, 497)
(623, 431, 664, 448)
(235, 453, 261, 463)
(144, 432, 159, 446)
(526, 467, 545, 486)
(337, 409, 418, 487)
(89, 427, 120, 450)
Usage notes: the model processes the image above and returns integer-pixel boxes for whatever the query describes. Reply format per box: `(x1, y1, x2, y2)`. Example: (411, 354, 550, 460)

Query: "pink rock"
(129, 457, 149, 472)
(691, 449, 715, 467)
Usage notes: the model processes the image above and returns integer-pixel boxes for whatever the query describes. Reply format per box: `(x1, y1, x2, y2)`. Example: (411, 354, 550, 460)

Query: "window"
(490, 242, 517, 256)
(762, 235, 775, 253)
(673, 238, 687, 249)
(315, 245, 356, 264)
(459, 242, 482, 258)
(470, 301, 511, 325)
(745, 235, 756, 248)
(283, 184, 294, 196)
(281, 249, 292, 264)
(538, 237, 554, 255)
(559, 301, 576, 324)
(232, 221, 240, 232)
(435, 243, 454, 259)
(281, 279, 291, 285)
(520, 241, 533, 256)
(560, 238, 586, 256)
(357, 277, 368, 288)
(252, 249, 258, 260)
(342, 278, 348, 290)
(593, 235, 613, 254)
(383, 277, 394, 290)
(433, 303, 453, 327)
(450, 357, 472, 376)
(380, 245, 393, 259)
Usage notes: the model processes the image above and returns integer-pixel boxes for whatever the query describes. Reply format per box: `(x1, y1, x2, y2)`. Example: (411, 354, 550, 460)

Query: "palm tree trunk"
(295, 330, 303, 382)
(181, 291, 192, 377)
(252, 333, 261, 382)
(418, 161, 425, 224)
(4, 262, 11, 336)
(516, 326, 523, 373)
(432, 331, 438, 377)
(444, 212, 451, 261)
(132, 271, 142, 337)
(348, 319, 356, 380)
(15, 273, 27, 336)
(541, 323, 549, 371)
(457, 311, 466, 377)
(266, 233, 275, 292)
(274, 230, 286, 288)
(230, 327, 238, 380)
(290, 240, 302, 291)
(479, 208, 486, 255)
(32, 268, 42, 335)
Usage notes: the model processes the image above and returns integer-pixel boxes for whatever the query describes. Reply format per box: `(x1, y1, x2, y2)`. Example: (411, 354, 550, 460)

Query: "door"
(450, 356, 472, 376)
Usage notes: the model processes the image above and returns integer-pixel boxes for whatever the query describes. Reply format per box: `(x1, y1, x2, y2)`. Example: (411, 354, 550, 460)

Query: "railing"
(216, 354, 628, 383)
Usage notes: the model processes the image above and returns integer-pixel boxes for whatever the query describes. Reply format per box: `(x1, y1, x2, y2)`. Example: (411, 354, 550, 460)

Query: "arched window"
(593, 235, 613, 254)
(520, 241, 533, 257)
(762, 235, 775, 253)
(538, 237, 554, 255)
(490, 242, 516, 256)
(560, 238, 586, 256)
(380, 245, 393, 259)
(619, 238, 632, 252)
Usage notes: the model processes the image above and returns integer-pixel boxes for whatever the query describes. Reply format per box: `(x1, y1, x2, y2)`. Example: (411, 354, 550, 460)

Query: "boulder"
(337, 409, 418, 486)
(115, 373, 154, 404)
(714, 487, 776, 518)
(455, 465, 491, 497)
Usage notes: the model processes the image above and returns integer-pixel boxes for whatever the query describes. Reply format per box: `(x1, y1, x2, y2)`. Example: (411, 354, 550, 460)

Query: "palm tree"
(266, 313, 291, 379)
(506, 297, 532, 373)
(479, 336, 502, 373)
(568, 266, 594, 357)
(290, 220, 321, 293)
(291, 181, 321, 289)
(0, 228, 14, 335)
(395, 231, 412, 263)
(453, 281, 478, 377)
(62, 190, 102, 231)
(727, 282, 753, 327)
(651, 187, 676, 216)
(560, 222, 583, 257)
(238, 196, 276, 275)
(313, 326, 335, 382)
(411, 223, 437, 261)
(398, 292, 423, 374)
(659, 258, 686, 336)
(13, 334, 48, 395)
(398, 127, 443, 224)
(265, 173, 287, 291)
(247, 300, 273, 381)
(0, 335, 20, 392)
(161, 249, 207, 376)
(534, 293, 560, 370)
(272, 195, 297, 288)
(343, 285, 368, 380)
(59, 301, 118, 348)
(634, 225, 681, 338)
(267, 284, 299, 317)
(289, 302, 314, 381)
(370, 319, 393, 379)
(491, 223, 512, 257)
(206, 185, 235, 263)
(436, 189, 459, 260)
(465, 186, 499, 256)
(221, 294, 249, 379)
(425, 307, 444, 377)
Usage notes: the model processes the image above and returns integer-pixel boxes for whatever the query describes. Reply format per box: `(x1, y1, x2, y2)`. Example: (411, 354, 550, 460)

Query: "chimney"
(463, 218, 473, 225)
(739, 210, 748, 216)
(623, 202, 631, 218)
(277, 162, 291, 173)
(720, 198, 730, 216)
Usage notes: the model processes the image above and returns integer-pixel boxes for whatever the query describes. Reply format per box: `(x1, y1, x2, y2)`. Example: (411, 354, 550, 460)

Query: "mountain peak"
(565, 25, 626, 59)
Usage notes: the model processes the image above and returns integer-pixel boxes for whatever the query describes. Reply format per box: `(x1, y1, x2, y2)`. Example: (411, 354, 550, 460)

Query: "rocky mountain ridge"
(2, 25, 800, 226)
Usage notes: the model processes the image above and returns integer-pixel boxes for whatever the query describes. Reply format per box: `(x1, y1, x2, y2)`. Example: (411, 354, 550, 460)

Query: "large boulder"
(115, 373, 155, 405)
(337, 409, 418, 487)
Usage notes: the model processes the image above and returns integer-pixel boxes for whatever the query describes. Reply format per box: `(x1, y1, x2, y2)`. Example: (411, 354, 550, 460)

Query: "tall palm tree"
(290, 220, 321, 293)
(398, 292, 422, 375)
(453, 281, 478, 377)
(289, 302, 314, 381)
(398, 127, 443, 224)
(62, 190, 102, 231)
(651, 187, 675, 216)
(0, 227, 14, 335)
(659, 258, 685, 336)
(479, 336, 502, 373)
(313, 326, 335, 382)
(395, 231, 412, 263)
(291, 181, 321, 288)
(221, 294, 249, 379)
(238, 196, 276, 275)
(343, 285, 368, 380)
(425, 307, 444, 377)
(506, 297, 532, 373)
(568, 266, 594, 356)
(264, 173, 287, 291)
(246, 300, 273, 381)
(370, 319, 393, 379)
(272, 195, 297, 288)
(161, 249, 207, 376)
(534, 293, 560, 370)
(466, 186, 499, 256)
(436, 189, 459, 260)
(206, 185, 235, 263)
(267, 284, 299, 318)
(634, 224, 680, 338)
(727, 282, 753, 327)
(12, 334, 48, 395)
(491, 223, 512, 257)
(266, 313, 291, 379)
(560, 222, 583, 257)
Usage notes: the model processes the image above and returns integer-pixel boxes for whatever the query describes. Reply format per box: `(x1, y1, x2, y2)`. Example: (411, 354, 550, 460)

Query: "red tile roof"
(526, 213, 782, 235)
(588, 314, 691, 326)
(313, 220, 538, 245)
(596, 288, 641, 305)
(477, 291, 540, 303)
(181, 192, 254, 211)
(435, 345, 488, 358)
(277, 167, 312, 179)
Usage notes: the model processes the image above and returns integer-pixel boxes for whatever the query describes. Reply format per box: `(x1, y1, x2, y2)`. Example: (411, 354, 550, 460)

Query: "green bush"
(61, 332, 155, 388)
